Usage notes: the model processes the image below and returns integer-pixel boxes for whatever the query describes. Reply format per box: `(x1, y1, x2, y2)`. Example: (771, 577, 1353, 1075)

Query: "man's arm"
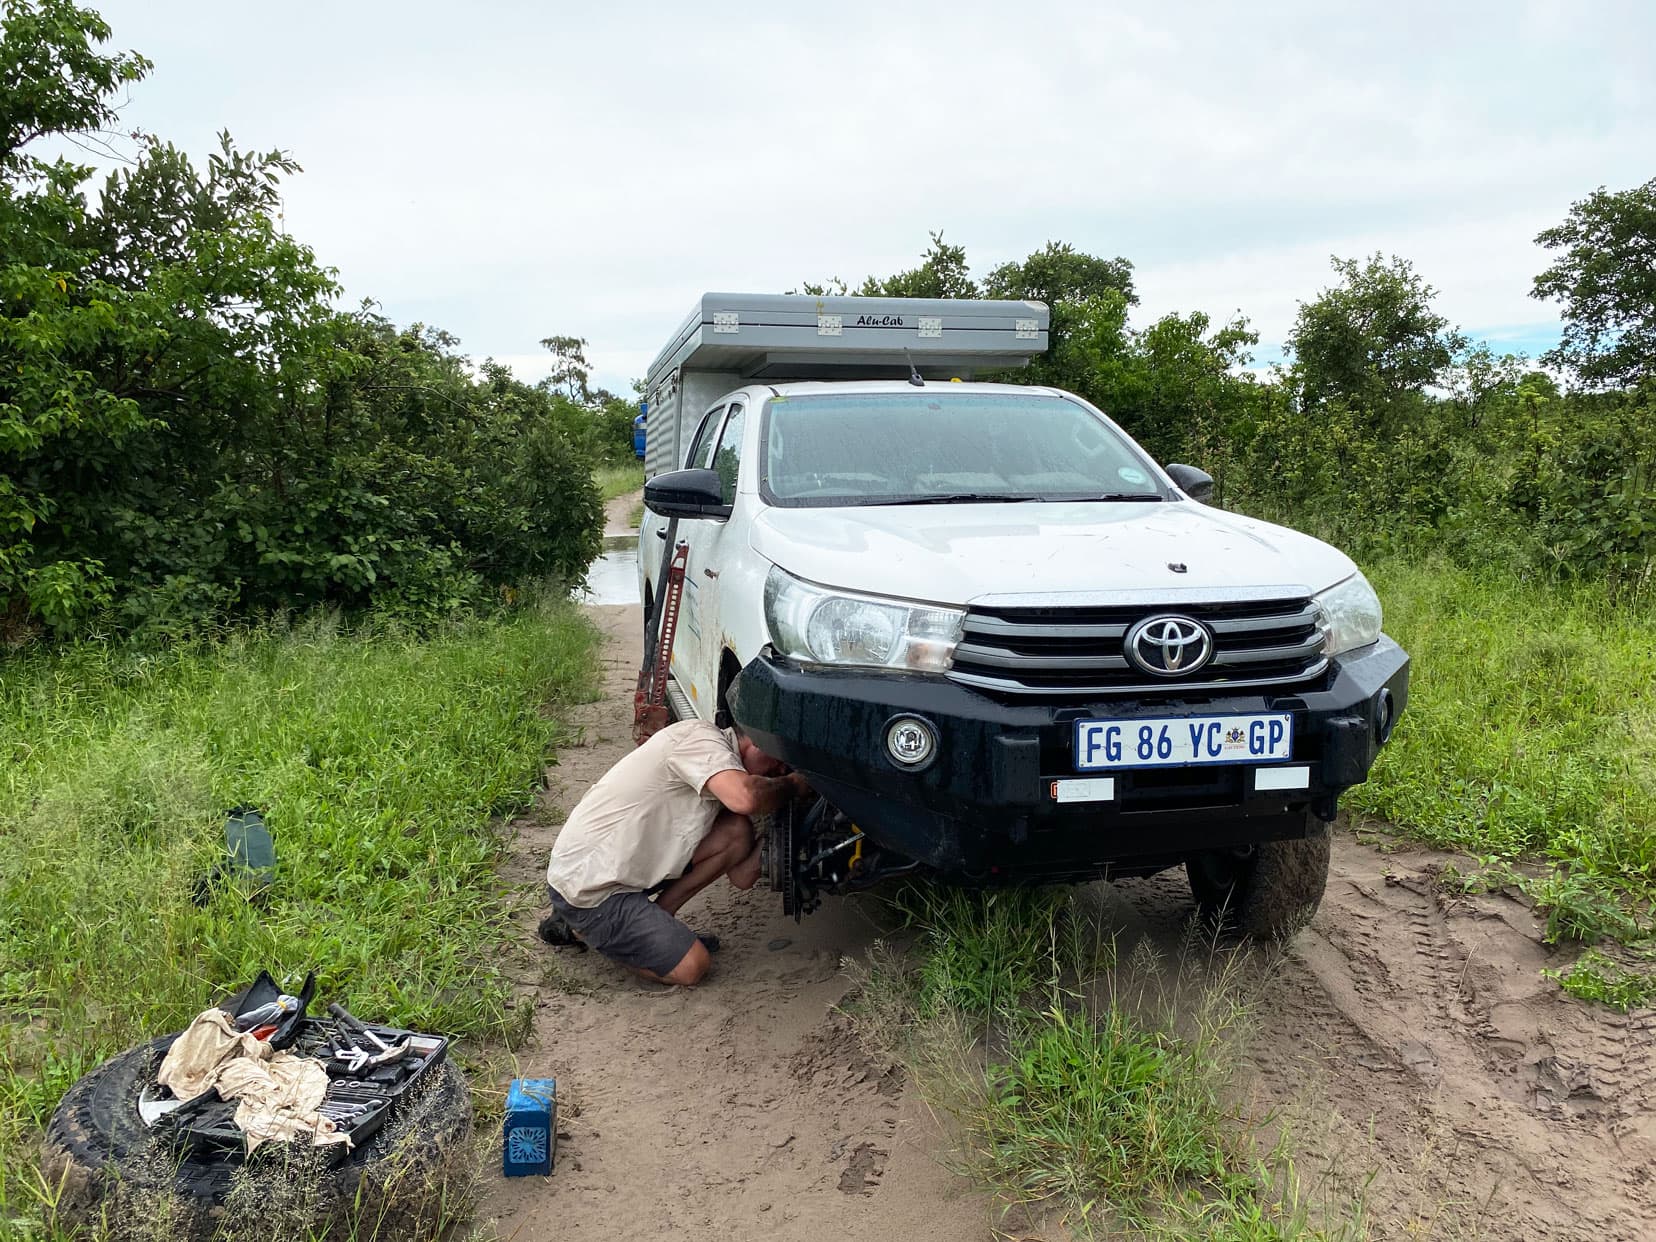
(704, 769, 812, 818)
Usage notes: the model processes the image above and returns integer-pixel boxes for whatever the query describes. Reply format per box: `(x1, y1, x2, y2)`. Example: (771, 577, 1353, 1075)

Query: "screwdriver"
(234, 995, 299, 1031)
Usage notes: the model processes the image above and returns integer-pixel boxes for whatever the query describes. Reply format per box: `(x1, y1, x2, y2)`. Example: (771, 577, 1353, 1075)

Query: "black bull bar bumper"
(729, 637, 1409, 882)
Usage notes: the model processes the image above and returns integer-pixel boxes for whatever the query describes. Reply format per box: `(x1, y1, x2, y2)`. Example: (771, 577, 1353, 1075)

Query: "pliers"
(323, 1003, 408, 1076)
(328, 1041, 409, 1075)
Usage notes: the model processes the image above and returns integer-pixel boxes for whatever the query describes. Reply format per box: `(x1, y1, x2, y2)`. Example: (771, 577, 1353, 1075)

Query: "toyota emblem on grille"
(1124, 614, 1214, 677)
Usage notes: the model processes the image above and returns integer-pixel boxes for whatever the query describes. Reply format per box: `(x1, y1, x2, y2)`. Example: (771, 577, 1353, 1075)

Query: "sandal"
(537, 911, 588, 950)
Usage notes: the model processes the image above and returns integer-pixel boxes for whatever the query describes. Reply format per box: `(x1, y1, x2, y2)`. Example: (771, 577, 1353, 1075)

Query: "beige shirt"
(546, 720, 745, 907)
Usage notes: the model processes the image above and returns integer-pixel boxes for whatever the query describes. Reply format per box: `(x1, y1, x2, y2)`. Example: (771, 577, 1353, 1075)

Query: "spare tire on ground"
(42, 1038, 474, 1242)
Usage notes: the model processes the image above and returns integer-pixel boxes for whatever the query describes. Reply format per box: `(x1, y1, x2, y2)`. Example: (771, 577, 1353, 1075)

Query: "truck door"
(668, 404, 727, 717)
(686, 399, 747, 725)
(643, 402, 719, 616)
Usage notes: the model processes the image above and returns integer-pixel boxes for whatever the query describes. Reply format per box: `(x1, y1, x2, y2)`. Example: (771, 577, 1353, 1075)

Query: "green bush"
(1505, 394, 1656, 592)
(1, 6, 604, 640)
(590, 395, 644, 466)
(1545, 948, 1656, 1012)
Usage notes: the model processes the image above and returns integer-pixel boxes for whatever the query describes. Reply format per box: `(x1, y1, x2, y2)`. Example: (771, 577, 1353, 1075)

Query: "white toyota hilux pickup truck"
(637, 294, 1408, 937)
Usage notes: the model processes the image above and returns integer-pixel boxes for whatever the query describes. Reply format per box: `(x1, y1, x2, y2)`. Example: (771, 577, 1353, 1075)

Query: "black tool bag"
(220, 969, 317, 1051)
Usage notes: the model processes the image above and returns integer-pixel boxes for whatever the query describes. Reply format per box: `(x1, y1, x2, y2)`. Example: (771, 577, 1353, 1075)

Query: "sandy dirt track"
(485, 589, 1654, 1240)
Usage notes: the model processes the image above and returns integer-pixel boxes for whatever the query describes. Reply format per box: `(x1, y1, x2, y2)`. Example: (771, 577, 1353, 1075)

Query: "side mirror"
(1165, 463, 1214, 504)
(643, 468, 730, 520)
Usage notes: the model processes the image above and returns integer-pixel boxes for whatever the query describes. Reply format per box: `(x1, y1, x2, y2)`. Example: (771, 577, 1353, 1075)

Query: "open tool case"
(138, 971, 450, 1164)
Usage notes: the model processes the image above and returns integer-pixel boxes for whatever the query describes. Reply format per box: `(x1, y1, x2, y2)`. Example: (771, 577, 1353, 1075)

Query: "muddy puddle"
(578, 542, 639, 606)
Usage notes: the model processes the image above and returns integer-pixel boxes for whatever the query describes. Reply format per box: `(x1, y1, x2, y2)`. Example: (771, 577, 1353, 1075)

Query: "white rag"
(156, 1007, 352, 1152)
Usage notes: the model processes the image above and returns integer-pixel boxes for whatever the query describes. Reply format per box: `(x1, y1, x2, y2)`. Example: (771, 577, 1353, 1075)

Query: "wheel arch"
(715, 647, 743, 729)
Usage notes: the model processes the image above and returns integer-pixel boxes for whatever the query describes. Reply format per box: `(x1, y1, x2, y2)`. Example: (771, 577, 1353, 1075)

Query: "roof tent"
(643, 293, 1050, 475)
(646, 292, 1049, 387)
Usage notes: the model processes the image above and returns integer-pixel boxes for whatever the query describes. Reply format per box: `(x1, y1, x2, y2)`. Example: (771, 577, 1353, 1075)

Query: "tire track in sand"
(1238, 841, 1656, 1240)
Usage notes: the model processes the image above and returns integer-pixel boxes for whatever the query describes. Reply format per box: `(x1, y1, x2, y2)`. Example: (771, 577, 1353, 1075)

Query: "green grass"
(977, 999, 1349, 1240)
(1544, 947, 1656, 1010)
(1351, 558, 1655, 969)
(892, 884, 1077, 1018)
(593, 462, 644, 504)
(0, 601, 598, 1235)
(848, 889, 1364, 1239)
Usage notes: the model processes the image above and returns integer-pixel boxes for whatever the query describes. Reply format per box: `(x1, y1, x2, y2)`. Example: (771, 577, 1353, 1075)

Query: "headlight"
(1315, 573, 1383, 655)
(764, 566, 964, 672)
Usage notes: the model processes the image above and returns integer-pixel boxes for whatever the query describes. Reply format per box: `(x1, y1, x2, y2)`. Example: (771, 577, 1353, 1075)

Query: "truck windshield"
(760, 391, 1168, 507)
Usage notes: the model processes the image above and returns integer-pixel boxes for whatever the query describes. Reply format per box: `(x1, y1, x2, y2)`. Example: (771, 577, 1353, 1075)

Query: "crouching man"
(541, 719, 811, 986)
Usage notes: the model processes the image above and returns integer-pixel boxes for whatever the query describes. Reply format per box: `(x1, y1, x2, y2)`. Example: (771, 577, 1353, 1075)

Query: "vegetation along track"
(487, 586, 1656, 1241)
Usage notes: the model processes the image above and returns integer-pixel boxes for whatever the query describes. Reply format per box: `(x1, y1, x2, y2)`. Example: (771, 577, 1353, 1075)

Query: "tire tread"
(42, 1036, 472, 1240)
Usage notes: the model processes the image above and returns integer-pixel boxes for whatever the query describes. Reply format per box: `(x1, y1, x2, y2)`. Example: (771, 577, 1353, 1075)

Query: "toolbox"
(137, 981, 450, 1165)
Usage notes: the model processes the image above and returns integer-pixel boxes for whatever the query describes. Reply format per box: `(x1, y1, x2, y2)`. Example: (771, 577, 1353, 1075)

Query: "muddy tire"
(1185, 817, 1331, 940)
(42, 1038, 473, 1241)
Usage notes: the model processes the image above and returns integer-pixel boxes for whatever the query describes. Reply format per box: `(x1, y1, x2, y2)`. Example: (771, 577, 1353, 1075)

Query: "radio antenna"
(903, 349, 925, 387)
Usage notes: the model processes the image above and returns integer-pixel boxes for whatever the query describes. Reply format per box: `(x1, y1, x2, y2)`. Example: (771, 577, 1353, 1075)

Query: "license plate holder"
(1073, 713, 1293, 771)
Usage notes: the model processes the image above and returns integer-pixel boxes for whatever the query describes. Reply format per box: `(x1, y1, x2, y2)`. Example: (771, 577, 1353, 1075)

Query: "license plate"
(1074, 713, 1293, 771)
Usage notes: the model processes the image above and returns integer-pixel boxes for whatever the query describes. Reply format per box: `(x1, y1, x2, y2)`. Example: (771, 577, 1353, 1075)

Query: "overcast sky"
(83, 0, 1655, 395)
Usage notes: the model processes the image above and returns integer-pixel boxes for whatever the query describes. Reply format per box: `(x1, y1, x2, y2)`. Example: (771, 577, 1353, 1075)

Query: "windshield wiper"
(1075, 492, 1164, 502)
(881, 493, 1046, 506)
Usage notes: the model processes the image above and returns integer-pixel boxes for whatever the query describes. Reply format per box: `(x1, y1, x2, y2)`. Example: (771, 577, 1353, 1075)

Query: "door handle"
(703, 567, 719, 580)
(655, 527, 667, 541)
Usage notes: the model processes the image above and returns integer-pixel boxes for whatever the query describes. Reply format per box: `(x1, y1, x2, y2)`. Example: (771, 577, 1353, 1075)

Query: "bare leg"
(727, 844, 761, 891)
(624, 938, 711, 987)
(656, 810, 755, 916)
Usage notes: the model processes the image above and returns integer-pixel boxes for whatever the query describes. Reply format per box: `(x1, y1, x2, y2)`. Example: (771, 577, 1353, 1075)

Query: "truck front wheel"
(1185, 816, 1331, 940)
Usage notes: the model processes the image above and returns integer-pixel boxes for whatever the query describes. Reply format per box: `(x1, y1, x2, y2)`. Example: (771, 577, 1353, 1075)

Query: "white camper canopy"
(643, 293, 1050, 476)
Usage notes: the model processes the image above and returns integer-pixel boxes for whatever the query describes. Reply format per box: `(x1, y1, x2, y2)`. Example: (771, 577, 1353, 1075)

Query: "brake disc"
(763, 805, 790, 894)
(779, 803, 802, 919)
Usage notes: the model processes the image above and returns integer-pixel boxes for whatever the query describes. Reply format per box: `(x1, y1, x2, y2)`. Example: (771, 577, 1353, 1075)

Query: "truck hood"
(748, 501, 1358, 606)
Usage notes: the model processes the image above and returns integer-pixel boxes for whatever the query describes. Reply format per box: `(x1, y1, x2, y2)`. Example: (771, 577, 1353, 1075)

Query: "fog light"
(885, 716, 936, 767)
(1376, 689, 1396, 744)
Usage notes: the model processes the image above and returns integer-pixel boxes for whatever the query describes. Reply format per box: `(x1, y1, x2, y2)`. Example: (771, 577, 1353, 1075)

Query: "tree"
(538, 333, 591, 402)
(1130, 311, 1259, 471)
(982, 240, 1136, 308)
(1, 0, 151, 630)
(0, 0, 148, 170)
(2, 1, 603, 637)
(984, 241, 1136, 371)
(1532, 177, 1656, 390)
(856, 230, 978, 299)
(1286, 254, 1465, 413)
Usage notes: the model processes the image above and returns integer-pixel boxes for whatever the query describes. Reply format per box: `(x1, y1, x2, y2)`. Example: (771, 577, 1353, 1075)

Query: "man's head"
(735, 732, 789, 778)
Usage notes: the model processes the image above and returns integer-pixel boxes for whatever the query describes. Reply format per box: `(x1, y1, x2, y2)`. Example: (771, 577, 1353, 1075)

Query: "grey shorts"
(547, 885, 697, 978)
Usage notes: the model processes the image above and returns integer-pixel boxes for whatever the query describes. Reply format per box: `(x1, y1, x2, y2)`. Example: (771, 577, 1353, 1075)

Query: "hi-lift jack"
(633, 514, 687, 746)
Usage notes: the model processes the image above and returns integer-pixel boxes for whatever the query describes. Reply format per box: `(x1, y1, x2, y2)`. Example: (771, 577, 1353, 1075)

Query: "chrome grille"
(948, 597, 1328, 697)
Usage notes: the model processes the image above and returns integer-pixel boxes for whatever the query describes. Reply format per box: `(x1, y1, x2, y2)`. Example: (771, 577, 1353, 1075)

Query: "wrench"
(327, 1003, 390, 1052)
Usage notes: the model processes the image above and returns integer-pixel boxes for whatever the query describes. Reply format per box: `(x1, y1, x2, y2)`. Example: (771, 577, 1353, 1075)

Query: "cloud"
(90, 0, 1653, 389)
